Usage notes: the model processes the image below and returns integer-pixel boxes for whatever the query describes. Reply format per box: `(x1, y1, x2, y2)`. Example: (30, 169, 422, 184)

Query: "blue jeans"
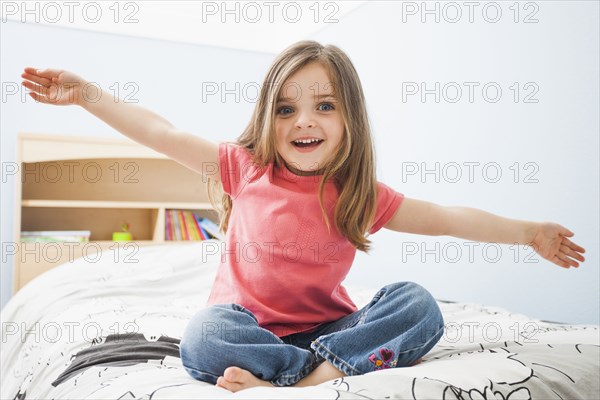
(180, 281, 444, 387)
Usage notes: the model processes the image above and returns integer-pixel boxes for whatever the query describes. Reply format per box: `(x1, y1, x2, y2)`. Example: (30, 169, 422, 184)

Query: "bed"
(1, 241, 598, 399)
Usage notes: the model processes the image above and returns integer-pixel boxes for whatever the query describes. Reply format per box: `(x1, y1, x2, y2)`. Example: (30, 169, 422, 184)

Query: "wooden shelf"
(22, 200, 214, 209)
(13, 133, 218, 292)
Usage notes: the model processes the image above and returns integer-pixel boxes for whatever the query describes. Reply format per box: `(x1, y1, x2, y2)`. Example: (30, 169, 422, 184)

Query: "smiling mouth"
(291, 139, 324, 148)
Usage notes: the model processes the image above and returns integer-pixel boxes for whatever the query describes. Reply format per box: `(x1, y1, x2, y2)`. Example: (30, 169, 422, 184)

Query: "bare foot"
(215, 360, 346, 391)
(215, 366, 274, 392)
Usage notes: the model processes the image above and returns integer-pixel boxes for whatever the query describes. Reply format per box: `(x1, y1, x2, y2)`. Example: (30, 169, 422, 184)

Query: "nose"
(294, 110, 316, 129)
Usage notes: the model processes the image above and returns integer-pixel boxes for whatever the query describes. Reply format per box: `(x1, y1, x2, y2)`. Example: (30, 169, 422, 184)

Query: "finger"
(562, 237, 585, 254)
(21, 80, 49, 96)
(24, 83, 61, 104)
(560, 244, 585, 262)
(565, 256, 580, 268)
(23, 67, 43, 77)
(552, 255, 570, 269)
(35, 68, 63, 79)
(561, 237, 585, 253)
(27, 91, 54, 104)
(559, 226, 574, 237)
(21, 71, 53, 87)
(557, 251, 580, 268)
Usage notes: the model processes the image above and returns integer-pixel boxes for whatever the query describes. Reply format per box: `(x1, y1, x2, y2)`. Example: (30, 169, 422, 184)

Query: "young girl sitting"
(22, 40, 585, 393)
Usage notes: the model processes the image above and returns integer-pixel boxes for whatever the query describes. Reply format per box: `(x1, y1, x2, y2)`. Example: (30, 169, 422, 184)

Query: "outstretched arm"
(21, 67, 219, 181)
(384, 198, 586, 269)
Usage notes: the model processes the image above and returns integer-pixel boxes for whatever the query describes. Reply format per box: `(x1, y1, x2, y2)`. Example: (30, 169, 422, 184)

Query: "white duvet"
(1, 241, 598, 399)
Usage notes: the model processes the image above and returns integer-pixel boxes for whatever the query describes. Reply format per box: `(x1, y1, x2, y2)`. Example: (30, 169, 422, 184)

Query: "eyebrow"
(277, 93, 337, 102)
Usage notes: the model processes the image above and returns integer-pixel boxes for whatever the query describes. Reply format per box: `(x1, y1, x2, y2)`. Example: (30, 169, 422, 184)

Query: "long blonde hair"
(207, 40, 379, 252)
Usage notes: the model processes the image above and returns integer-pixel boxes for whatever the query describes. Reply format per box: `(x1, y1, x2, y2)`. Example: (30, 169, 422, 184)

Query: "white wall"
(2, 1, 598, 325)
(310, 1, 599, 324)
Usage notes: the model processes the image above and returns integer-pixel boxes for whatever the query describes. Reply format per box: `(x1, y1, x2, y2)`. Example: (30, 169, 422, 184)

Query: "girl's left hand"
(529, 223, 585, 268)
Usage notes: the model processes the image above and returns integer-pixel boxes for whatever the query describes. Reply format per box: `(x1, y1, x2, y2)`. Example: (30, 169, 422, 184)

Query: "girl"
(22, 40, 585, 392)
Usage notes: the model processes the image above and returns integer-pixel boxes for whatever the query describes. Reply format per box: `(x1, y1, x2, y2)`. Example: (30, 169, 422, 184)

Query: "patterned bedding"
(1, 241, 598, 399)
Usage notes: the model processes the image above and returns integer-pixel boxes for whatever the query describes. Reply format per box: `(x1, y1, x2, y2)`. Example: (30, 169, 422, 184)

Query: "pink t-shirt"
(206, 143, 405, 337)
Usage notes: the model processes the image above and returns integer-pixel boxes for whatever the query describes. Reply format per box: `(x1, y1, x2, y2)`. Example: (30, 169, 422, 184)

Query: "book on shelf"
(177, 210, 189, 240)
(197, 217, 223, 240)
(165, 210, 223, 241)
(20, 230, 91, 243)
(193, 214, 210, 240)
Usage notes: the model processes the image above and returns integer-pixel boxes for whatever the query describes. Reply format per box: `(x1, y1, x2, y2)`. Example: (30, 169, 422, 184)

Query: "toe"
(216, 376, 238, 392)
(219, 366, 274, 391)
(224, 366, 242, 382)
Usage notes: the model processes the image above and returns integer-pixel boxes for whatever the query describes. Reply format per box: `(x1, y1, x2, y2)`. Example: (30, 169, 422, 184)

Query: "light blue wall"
(310, 2, 599, 324)
(1, 21, 273, 309)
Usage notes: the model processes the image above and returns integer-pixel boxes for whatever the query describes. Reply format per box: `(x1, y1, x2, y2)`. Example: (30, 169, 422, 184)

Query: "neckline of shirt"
(275, 162, 324, 183)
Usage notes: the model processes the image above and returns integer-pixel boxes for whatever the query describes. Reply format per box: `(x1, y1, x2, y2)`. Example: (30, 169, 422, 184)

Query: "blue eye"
(319, 103, 335, 111)
(277, 106, 293, 115)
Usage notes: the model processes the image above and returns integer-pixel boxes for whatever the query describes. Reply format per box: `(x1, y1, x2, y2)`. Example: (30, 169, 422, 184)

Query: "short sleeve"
(219, 142, 261, 198)
(368, 182, 405, 235)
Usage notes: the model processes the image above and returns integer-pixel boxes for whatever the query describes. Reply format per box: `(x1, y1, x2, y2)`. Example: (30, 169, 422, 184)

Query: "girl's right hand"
(21, 67, 89, 106)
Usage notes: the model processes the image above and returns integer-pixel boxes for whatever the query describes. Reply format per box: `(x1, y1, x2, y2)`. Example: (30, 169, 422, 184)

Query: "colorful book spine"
(165, 210, 222, 241)
(199, 225, 210, 240)
(165, 210, 171, 240)
(177, 210, 189, 240)
(183, 211, 201, 240)
(173, 210, 181, 240)
(170, 210, 176, 241)
(198, 217, 223, 240)
(191, 212, 208, 240)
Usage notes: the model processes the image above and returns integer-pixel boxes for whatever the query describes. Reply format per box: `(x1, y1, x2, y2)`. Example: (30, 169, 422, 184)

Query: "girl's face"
(274, 62, 344, 175)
